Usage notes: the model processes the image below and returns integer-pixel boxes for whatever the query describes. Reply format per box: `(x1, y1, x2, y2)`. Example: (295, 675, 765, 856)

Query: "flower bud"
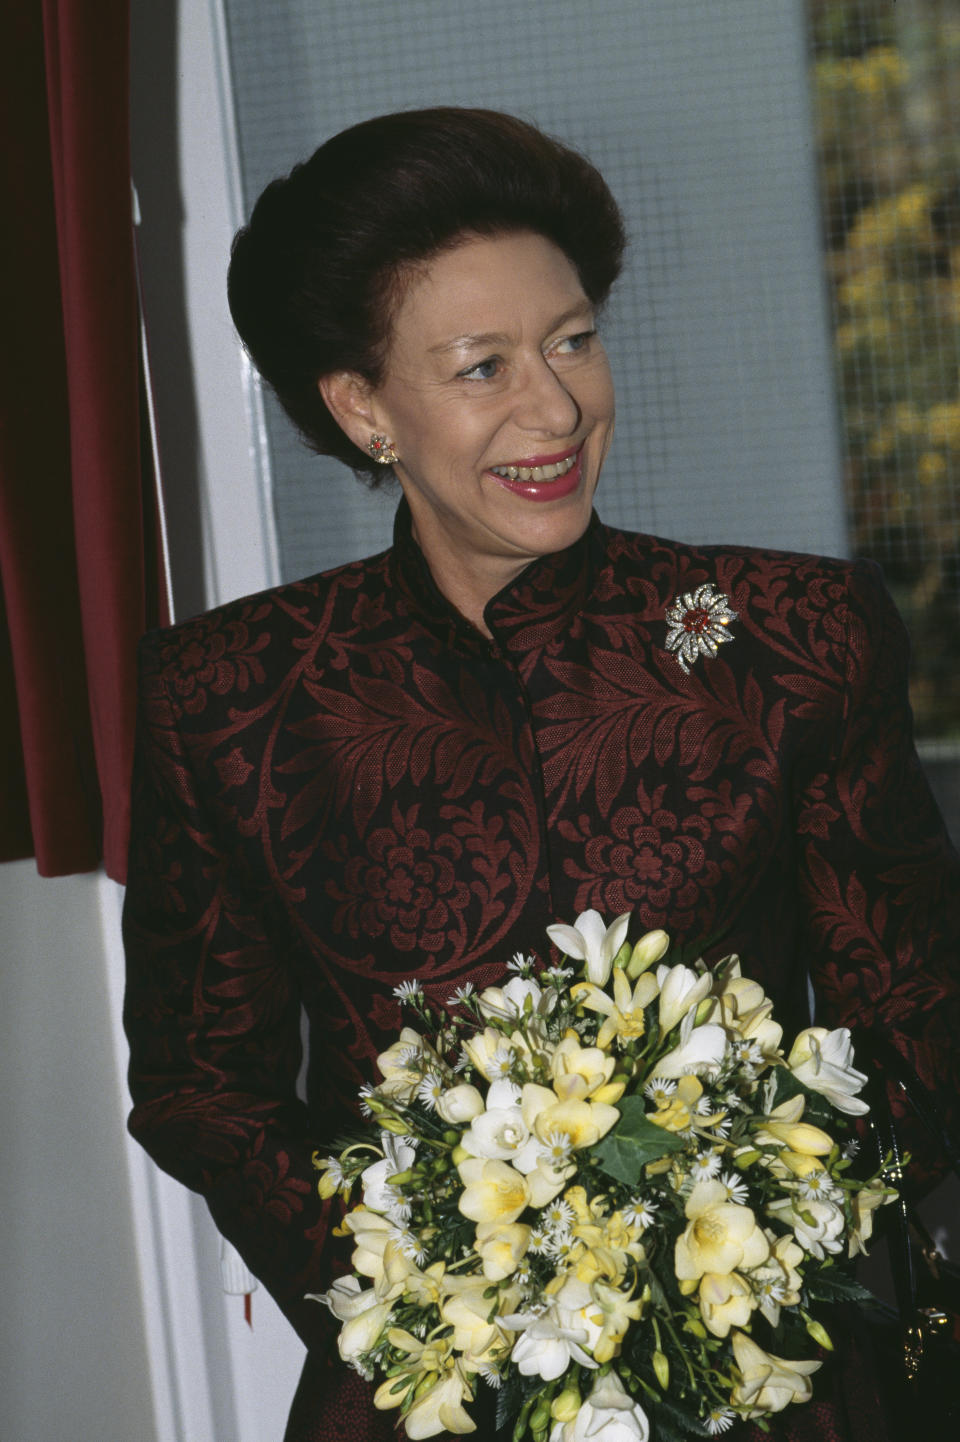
(653, 1349, 670, 1388)
(316, 1170, 340, 1200)
(529, 1401, 552, 1438)
(612, 939, 632, 970)
(551, 1386, 582, 1423)
(805, 1317, 834, 1350)
(626, 928, 670, 978)
(451, 1144, 470, 1166)
(379, 1117, 411, 1135)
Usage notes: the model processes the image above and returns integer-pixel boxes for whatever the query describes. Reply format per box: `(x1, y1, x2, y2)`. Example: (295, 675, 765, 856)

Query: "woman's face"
(360, 231, 616, 611)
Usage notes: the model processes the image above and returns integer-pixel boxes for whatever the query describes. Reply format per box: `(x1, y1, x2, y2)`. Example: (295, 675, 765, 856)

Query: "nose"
(513, 354, 581, 437)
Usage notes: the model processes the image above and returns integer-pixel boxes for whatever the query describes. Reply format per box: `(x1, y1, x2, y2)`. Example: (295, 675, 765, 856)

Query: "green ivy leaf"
(592, 1096, 686, 1185)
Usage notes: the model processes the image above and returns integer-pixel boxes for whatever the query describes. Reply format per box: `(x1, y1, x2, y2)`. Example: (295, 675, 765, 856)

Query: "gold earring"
(367, 433, 398, 464)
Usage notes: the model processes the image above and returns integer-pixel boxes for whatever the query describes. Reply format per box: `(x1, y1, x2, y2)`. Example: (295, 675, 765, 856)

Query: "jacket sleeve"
(122, 631, 337, 1351)
(795, 559, 960, 1185)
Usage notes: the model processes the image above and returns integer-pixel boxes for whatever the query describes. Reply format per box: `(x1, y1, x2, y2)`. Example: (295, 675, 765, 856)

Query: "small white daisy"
(447, 982, 475, 1006)
(347, 1357, 375, 1381)
(488, 1045, 516, 1080)
(507, 951, 534, 974)
(542, 1199, 575, 1235)
(755, 1276, 788, 1304)
(358, 1084, 376, 1117)
(547, 1236, 576, 1263)
(689, 1150, 723, 1182)
(796, 1169, 841, 1201)
(393, 979, 423, 1002)
(723, 1089, 748, 1111)
(416, 1072, 445, 1111)
(538, 1130, 573, 1168)
(622, 1197, 659, 1230)
(527, 1225, 552, 1255)
(390, 1226, 427, 1264)
(705, 1406, 736, 1435)
(841, 1138, 861, 1159)
(644, 1077, 677, 1107)
(477, 1364, 503, 1390)
(318, 1155, 345, 1187)
(718, 1170, 749, 1205)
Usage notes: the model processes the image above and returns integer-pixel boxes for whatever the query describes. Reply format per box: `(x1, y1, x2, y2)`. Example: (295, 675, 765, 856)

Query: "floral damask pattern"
(123, 503, 959, 1442)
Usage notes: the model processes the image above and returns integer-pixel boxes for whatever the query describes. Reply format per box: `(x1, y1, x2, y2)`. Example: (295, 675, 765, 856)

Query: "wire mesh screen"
(220, 0, 846, 582)
(809, 0, 960, 749)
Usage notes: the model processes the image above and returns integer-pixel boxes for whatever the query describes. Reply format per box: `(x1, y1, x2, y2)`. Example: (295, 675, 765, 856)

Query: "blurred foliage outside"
(808, 0, 960, 741)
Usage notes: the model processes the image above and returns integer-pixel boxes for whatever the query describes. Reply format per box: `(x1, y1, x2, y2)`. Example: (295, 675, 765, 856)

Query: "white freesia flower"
(436, 1083, 485, 1124)
(729, 1332, 821, 1417)
(337, 1295, 395, 1362)
(360, 1132, 417, 1220)
(404, 1367, 477, 1439)
(767, 1195, 846, 1259)
(655, 1007, 727, 1080)
(309, 1275, 378, 1322)
(786, 1026, 870, 1116)
(461, 1079, 542, 1171)
(546, 909, 631, 986)
(477, 975, 551, 1022)
(551, 1370, 650, 1442)
(656, 963, 713, 1034)
(502, 1299, 599, 1380)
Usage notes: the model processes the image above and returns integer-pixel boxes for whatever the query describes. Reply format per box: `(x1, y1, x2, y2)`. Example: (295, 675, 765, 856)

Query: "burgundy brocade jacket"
(123, 504, 959, 1442)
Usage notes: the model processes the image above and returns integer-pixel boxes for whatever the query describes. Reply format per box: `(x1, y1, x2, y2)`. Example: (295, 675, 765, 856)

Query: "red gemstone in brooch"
(665, 582, 738, 674)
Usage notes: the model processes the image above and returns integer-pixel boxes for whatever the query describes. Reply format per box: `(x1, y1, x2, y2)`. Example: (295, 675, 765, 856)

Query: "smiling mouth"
(489, 451, 579, 483)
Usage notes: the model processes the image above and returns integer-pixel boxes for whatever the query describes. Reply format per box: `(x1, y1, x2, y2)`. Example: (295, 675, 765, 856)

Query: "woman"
(123, 109, 960, 1441)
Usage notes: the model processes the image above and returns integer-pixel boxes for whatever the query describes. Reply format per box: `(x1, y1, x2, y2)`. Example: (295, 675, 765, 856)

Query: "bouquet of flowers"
(311, 912, 894, 1440)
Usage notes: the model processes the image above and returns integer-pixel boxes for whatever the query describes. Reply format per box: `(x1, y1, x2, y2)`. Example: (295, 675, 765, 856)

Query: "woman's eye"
(551, 329, 596, 356)
(459, 356, 501, 381)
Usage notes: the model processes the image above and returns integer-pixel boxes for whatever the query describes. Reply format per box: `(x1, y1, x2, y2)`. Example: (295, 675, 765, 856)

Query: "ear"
(318, 370, 383, 454)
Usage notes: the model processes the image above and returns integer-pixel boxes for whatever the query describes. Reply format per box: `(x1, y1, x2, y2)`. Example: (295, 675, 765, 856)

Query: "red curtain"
(0, 1, 166, 882)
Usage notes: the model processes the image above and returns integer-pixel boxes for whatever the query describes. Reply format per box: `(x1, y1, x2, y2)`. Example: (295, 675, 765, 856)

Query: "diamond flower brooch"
(665, 582, 738, 674)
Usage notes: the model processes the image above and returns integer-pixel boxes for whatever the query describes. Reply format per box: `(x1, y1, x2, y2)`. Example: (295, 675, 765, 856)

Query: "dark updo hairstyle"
(227, 107, 627, 483)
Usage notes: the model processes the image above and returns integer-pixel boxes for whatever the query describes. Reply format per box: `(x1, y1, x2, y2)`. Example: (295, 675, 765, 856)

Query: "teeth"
(491, 453, 577, 482)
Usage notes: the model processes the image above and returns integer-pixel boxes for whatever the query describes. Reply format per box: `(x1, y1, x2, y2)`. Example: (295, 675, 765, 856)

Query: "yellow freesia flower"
(344, 1207, 393, 1282)
(713, 964, 782, 1055)
(698, 1270, 757, 1337)
(549, 1036, 621, 1102)
(473, 1219, 531, 1281)
(572, 969, 659, 1048)
(533, 1096, 621, 1151)
(754, 1096, 833, 1155)
(674, 1179, 770, 1282)
(457, 1158, 528, 1224)
(377, 1026, 436, 1100)
(848, 1177, 896, 1256)
(648, 1074, 703, 1132)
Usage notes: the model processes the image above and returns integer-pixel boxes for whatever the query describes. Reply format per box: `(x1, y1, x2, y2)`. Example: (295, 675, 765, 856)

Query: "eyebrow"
(427, 302, 594, 356)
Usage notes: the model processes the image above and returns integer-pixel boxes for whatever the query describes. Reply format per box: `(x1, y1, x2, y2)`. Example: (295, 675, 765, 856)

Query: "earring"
(367, 433, 398, 465)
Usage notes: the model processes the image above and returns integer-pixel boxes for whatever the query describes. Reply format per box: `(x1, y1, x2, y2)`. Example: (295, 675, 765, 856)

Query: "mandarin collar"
(389, 497, 605, 659)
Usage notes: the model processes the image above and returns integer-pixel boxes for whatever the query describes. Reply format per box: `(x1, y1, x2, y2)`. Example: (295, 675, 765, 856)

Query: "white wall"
(0, 863, 156, 1442)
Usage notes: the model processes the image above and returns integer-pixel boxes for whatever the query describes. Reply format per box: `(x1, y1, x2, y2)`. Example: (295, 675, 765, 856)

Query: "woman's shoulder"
(135, 545, 394, 703)
(597, 520, 888, 620)
(599, 519, 863, 582)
